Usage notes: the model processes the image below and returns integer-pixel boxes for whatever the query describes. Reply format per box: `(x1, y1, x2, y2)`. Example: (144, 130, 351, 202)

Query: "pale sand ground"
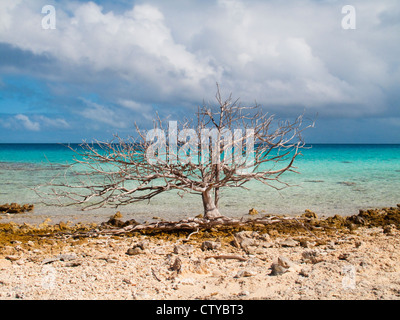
(1, 224, 399, 300)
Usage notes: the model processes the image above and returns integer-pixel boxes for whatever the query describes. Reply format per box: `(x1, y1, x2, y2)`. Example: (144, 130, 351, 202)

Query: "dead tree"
(41, 85, 311, 220)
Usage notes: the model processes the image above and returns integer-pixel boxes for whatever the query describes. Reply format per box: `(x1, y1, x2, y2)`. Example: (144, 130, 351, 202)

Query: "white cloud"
(14, 114, 41, 131)
(117, 99, 154, 121)
(79, 99, 129, 128)
(37, 115, 70, 129)
(0, 0, 22, 30)
(118, 99, 148, 112)
(5, 114, 69, 131)
(0, 1, 217, 99)
(0, 0, 399, 118)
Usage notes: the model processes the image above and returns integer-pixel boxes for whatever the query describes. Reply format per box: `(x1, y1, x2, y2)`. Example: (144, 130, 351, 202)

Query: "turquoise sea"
(0, 143, 399, 224)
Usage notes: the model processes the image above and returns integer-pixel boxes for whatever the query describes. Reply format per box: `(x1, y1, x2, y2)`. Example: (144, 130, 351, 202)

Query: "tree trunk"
(214, 187, 220, 208)
(214, 163, 220, 208)
(202, 189, 221, 219)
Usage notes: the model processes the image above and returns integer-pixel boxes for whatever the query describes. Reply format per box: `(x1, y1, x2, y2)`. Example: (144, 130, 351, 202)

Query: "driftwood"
(97, 215, 305, 236)
(32, 214, 312, 240)
(151, 268, 164, 282)
(205, 255, 248, 262)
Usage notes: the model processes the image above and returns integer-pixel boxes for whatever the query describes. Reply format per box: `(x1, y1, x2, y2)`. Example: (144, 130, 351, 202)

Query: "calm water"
(0, 143, 399, 223)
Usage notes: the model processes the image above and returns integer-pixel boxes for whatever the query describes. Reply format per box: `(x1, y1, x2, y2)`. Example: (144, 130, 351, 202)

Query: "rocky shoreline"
(1, 206, 400, 300)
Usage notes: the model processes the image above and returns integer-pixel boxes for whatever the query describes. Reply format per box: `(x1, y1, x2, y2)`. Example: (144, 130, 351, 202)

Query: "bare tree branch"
(36, 85, 314, 219)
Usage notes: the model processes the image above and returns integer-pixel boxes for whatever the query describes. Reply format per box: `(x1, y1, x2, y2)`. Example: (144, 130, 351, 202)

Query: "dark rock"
(299, 267, 311, 277)
(201, 241, 221, 251)
(126, 241, 149, 255)
(5, 255, 20, 262)
(302, 210, 318, 219)
(57, 253, 78, 261)
(235, 270, 257, 278)
(173, 244, 194, 254)
(302, 250, 324, 264)
(299, 239, 310, 248)
(65, 261, 82, 267)
(41, 257, 59, 265)
(270, 263, 287, 276)
(232, 231, 259, 253)
(101, 213, 139, 228)
(338, 253, 350, 261)
(170, 257, 182, 273)
(41, 253, 78, 264)
(122, 219, 140, 227)
(348, 215, 366, 225)
(248, 208, 258, 215)
(348, 206, 400, 229)
(278, 256, 295, 269)
(280, 238, 298, 247)
(270, 255, 298, 276)
(102, 215, 124, 227)
(0, 203, 34, 214)
(136, 240, 149, 250)
(383, 224, 397, 235)
(325, 214, 347, 228)
(113, 211, 123, 219)
(126, 247, 143, 255)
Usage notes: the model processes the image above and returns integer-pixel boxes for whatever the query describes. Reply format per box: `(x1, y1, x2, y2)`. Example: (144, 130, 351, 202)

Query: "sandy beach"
(1, 206, 400, 300)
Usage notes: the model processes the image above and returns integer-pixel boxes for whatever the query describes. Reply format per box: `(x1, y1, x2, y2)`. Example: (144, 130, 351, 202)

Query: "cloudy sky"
(0, 0, 399, 143)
